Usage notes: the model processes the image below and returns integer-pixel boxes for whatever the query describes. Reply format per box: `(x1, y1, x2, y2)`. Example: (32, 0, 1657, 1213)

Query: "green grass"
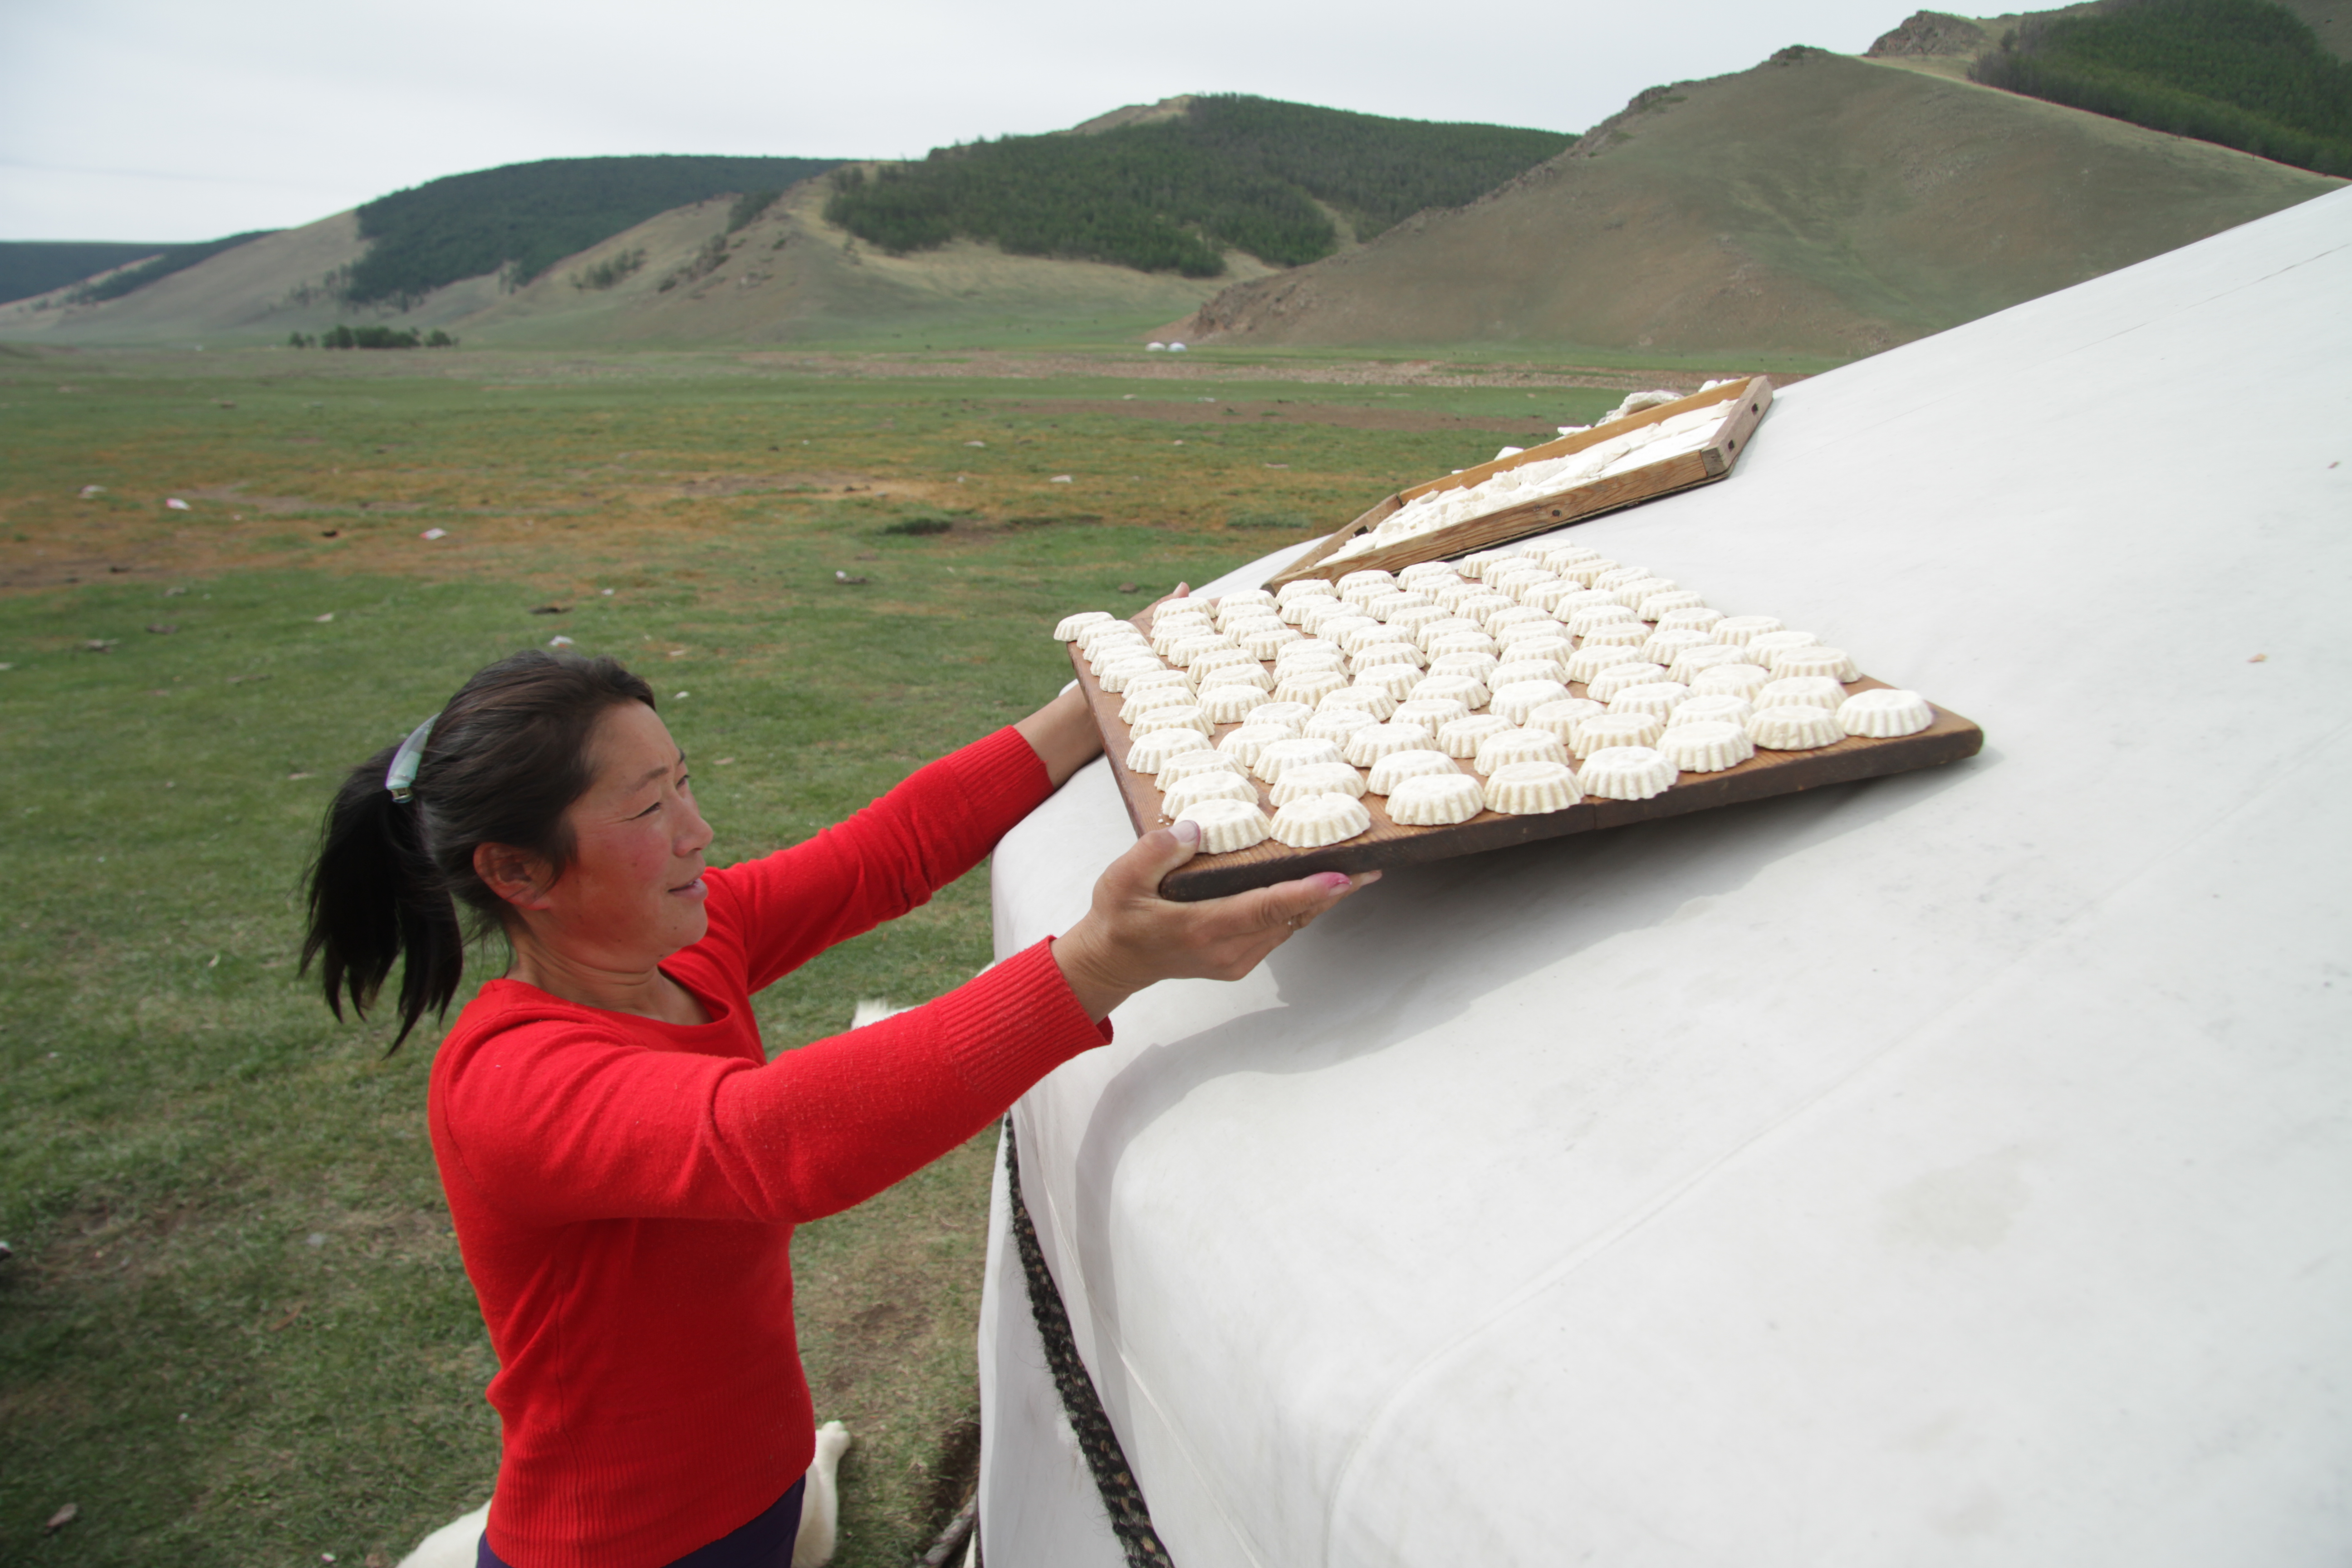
(0, 344, 1646, 1564)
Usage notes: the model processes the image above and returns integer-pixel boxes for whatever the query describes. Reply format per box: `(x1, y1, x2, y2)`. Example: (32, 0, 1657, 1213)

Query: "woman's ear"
(474, 842, 555, 911)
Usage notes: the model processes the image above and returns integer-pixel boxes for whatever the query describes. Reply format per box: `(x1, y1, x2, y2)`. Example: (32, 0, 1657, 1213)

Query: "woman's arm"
(1013, 680, 1104, 788)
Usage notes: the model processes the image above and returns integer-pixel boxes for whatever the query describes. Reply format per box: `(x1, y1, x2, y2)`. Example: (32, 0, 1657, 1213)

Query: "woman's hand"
(1051, 821, 1379, 1022)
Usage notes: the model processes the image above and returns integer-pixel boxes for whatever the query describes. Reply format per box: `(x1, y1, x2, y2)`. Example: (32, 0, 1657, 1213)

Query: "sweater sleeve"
(435, 941, 1107, 1229)
(701, 726, 1055, 996)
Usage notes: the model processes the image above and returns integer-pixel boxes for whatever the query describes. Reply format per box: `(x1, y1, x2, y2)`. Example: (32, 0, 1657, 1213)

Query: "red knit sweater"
(428, 727, 1108, 1568)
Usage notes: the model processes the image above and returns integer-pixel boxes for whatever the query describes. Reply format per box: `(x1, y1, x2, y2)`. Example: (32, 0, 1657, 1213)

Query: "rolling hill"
(823, 94, 1575, 275)
(1164, 45, 2340, 358)
(1969, 0, 2352, 175)
(0, 242, 179, 307)
(4, 40, 2342, 360)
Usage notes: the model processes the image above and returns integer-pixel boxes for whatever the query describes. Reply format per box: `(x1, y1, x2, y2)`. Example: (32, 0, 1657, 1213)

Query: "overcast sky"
(2, 0, 1911, 242)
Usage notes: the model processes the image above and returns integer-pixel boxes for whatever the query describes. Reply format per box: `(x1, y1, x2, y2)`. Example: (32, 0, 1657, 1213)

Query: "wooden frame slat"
(1265, 376, 1774, 589)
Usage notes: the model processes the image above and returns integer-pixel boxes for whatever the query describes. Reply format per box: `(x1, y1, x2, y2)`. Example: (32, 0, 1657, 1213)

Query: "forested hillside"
(54, 232, 277, 304)
(348, 155, 842, 304)
(0, 242, 177, 306)
(1973, 0, 2352, 174)
(824, 95, 1574, 276)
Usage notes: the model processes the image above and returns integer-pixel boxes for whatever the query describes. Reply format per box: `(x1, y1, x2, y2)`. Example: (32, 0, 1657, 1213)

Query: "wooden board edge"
(1070, 632, 1986, 905)
(1157, 710, 1983, 901)
(1263, 375, 1777, 588)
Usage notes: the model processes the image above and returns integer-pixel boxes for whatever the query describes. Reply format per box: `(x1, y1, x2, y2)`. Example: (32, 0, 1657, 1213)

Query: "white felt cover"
(978, 188, 2352, 1568)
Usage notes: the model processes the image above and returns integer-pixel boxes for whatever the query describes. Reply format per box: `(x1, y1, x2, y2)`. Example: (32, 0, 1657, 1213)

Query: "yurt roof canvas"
(977, 186, 2352, 1568)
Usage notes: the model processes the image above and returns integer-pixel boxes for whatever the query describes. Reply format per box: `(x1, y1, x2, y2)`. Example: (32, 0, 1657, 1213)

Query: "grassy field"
(0, 342, 1630, 1566)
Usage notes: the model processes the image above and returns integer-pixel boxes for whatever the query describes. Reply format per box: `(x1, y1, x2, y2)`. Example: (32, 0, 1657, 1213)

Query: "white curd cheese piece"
(1607, 681, 1691, 719)
(1746, 706, 1845, 750)
(1269, 761, 1368, 804)
(1570, 711, 1666, 755)
(1475, 726, 1571, 774)
(1366, 748, 1457, 795)
(1127, 729, 1210, 772)
(1837, 687, 1936, 737)
(1156, 750, 1250, 791)
(1576, 745, 1678, 800)
(1483, 760, 1583, 814)
(1161, 771, 1260, 816)
(1173, 796, 1272, 854)
(1691, 662, 1773, 699)
(1655, 720, 1754, 773)
(1254, 736, 1347, 783)
(1386, 772, 1487, 826)
(1755, 676, 1849, 711)
(1268, 792, 1373, 848)
(1438, 713, 1515, 759)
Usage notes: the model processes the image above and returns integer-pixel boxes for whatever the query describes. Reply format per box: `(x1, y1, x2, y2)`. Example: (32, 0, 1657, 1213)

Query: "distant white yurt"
(979, 186, 2352, 1568)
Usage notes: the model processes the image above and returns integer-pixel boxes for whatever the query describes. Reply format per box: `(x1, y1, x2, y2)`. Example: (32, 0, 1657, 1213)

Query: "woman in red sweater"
(301, 648, 1370, 1568)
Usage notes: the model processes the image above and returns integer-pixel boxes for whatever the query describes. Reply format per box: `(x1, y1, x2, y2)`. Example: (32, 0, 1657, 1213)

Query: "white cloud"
(0, 0, 1906, 240)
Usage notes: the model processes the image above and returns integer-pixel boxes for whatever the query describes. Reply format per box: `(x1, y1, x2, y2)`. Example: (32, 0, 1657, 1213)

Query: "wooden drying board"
(1075, 603, 1982, 902)
(1265, 376, 1774, 590)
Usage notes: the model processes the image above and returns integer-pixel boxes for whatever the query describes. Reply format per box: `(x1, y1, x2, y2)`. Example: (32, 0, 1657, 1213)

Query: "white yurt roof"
(976, 185, 2352, 1568)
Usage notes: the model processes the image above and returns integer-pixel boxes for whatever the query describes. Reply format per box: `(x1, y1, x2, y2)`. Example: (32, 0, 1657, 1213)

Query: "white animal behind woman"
(304, 642, 1373, 1567)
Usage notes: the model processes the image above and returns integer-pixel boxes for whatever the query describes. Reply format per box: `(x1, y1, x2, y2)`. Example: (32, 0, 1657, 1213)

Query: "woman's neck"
(503, 931, 709, 1025)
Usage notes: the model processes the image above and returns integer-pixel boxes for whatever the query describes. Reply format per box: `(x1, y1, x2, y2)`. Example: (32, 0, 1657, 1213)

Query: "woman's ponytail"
(298, 651, 657, 1052)
(302, 741, 466, 1049)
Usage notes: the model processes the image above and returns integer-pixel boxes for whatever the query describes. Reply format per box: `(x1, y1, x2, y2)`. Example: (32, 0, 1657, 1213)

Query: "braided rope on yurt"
(1001, 1116, 1175, 1568)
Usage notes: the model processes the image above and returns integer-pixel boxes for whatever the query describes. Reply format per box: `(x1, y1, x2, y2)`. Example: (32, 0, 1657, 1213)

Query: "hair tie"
(385, 714, 440, 803)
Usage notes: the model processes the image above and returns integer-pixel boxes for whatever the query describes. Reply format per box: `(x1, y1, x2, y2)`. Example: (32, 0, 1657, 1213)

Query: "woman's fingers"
(1125, 821, 1201, 894)
(1054, 836, 1383, 1019)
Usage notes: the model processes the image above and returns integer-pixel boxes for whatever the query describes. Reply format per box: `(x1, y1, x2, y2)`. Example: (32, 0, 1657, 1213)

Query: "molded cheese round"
(1438, 713, 1515, 759)
(1484, 760, 1583, 814)
(1269, 762, 1368, 804)
(1172, 796, 1272, 854)
(1571, 711, 1666, 755)
(1268, 791, 1373, 848)
(1755, 676, 1849, 711)
(1586, 662, 1670, 703)
(1254, 736, 1348, 783)
(1385, 771, 1487, 826)
(1746, 706, 1846, 750)
(1161, 770, 1261, 816)
(1127, 729, 1211, 772)
(1607, 681, 1692, 719)
(1344, 720, 1437, 767)
(1366, 748, 1458, 795)
(1655, 720, 1755, 773)
(1475, 726, 1571, 774)
(1837, 687, 1936, 737)
(1576, 745, 1678, 800)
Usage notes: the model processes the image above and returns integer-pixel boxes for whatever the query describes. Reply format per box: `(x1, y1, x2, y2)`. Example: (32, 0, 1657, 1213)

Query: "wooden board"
(1265, 377, 1773, 589)
(1074, 603, 1982, 902)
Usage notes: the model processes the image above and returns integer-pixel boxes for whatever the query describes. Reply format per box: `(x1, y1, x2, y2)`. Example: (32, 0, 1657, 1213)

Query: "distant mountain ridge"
(347, 155, 846, 302)
(0, 242, 174, 307)
(1164, 46, 2341, 358)
(823, 95, 1575, 276)
(2, 42, 2342, 359)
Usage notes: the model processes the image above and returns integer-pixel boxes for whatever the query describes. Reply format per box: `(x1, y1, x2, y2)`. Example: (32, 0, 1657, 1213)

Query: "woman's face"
(535, 701, 714, 965)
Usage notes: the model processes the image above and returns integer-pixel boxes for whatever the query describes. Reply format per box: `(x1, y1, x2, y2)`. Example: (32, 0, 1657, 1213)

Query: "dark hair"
(301, 650, 657, 1049)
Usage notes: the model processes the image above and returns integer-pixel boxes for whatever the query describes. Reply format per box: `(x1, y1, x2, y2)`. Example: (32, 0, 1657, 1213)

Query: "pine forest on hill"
(824, 95, 1576, 276)
(1973, 0, 2352, 174)
(346, 155, 844, 304)
(57, 231, 281, 305)
(0, 242, 182, 307)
